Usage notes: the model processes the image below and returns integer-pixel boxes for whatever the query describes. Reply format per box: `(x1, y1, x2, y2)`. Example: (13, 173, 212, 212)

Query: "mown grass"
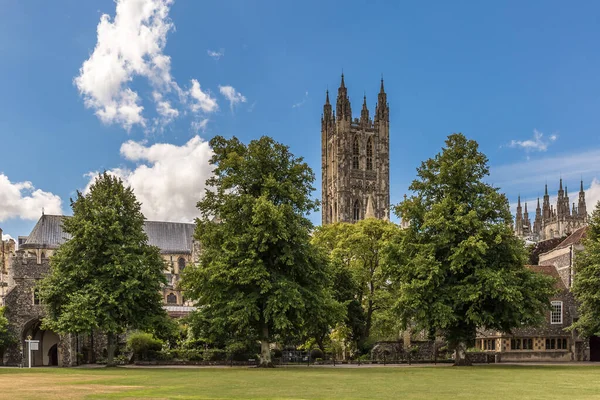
(2, 364, 600, 400)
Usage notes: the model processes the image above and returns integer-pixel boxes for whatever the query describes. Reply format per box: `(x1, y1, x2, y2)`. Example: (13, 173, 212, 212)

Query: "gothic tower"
(321, 74, 390, 224)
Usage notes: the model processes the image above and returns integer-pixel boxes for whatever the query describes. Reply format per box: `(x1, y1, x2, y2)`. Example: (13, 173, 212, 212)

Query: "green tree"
(38, 173, 167, 366)
(391, 134, 555, 365)
(571, 202, 600, 337)
(312, 219, 400, 352)
(181, 135, 338, 367)
(0, 307, 16, 365)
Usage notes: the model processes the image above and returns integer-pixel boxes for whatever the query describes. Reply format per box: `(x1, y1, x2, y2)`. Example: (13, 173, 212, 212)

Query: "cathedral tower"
(321, 74, 390, 224)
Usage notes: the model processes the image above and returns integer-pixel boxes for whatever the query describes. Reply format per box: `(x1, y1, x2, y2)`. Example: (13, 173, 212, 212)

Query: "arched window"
(352, 137, 359, 169)
(167, 293, 177, 304)
(366, 137, 373, 171)
(353, 200, 361, 222)
(178, 257, 186, 273)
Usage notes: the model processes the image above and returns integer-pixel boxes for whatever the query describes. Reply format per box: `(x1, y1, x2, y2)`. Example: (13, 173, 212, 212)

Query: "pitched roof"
(555, 226, 588, 250)
(526, 264, 567, 291)
(21, 215, 195, 254)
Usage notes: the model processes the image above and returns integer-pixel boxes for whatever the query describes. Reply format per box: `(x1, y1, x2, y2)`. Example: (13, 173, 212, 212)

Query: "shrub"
(310, 348, 324, 360)
(127, 332, 164, 361)
(271, 348, 282, 358)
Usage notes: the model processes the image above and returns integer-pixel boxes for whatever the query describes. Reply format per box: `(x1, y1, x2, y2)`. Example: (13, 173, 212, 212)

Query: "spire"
(565, 186, 568, 197)
(581, 179, 584, 192)
(365, 194, 375, 219)
(325, 89, 330, 105)
(380, 75, 385, 93)
(524, 202, 528, 213)
(560, 178, 563, 191)
(336, 73, 351, 121)
(537, 197, 540, 208)
(360, 94, 369, 124)
(518, 195, 521, 207)
(545, 183, 548, 196)
(322, 89, 333, 127)
(375, 76, 388, 124)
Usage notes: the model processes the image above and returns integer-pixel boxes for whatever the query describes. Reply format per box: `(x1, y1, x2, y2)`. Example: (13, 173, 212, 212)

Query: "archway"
(21, 319, 61, 366)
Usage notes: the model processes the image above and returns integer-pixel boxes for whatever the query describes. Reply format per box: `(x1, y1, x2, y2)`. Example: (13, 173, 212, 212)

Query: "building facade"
(2, 214, 198, 366)
(321, 74, 390, 224)
(515, 179, 588, 241)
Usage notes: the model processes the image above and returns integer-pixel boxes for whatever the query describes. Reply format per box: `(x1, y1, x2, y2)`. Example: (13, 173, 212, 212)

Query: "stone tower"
(321, 74, 390, 224)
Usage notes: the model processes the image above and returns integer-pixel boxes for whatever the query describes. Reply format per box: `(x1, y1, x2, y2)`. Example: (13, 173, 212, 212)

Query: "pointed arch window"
(353, 200, 361, 222)
(352, 137, 359, 170)
(167, 293, 178, 304)
(178, 257, 186, 273)
(366, 137, 373, 171)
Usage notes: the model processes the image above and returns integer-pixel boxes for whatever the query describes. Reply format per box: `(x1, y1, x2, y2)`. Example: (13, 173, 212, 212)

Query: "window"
(482, 339, 495, 351)
(178, 257, 186, 273)
(551, 301, 563, 324)
(366, 137, 373, 171)
(511, 339, 521, 350)
(557, 338, 568, 350)
(353, 200, 361, 222)
(352, 137, 359, 169)
(546, 338, 556, 350)
(523, 338, 533, 350)
(166, 293, 177, 304)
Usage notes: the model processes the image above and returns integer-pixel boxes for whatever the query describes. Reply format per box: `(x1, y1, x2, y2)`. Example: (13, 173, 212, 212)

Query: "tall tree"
(390, 134, 555, 365)
(312, 219, 399, 352)
(182, 135, 338, 367)
(571, 202, 600, 337)
(0, 307, 16, 365)
(38, 173, 167, 366)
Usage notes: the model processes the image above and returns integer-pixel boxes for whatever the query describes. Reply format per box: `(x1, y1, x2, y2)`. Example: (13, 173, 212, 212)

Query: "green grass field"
(2, 365, 600, 400)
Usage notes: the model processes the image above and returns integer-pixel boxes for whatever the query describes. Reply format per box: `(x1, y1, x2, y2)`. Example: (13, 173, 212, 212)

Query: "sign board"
(30, 342, 39, 351)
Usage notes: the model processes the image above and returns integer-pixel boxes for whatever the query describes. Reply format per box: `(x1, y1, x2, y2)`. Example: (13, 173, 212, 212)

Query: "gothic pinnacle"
(340, 72, 345, 88)
(325, 89, 330, 104)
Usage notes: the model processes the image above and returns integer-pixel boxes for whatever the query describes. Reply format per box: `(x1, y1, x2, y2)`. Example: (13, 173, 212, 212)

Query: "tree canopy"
(311, 218, 400, 353)
(571, 203, 600, 337)
(390, 133, 555, 365)
(182, 135, 340, 367)
(38, 172, 167, 366)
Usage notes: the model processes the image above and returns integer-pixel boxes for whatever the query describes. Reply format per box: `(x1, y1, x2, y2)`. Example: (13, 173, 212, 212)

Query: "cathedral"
(321, 74, 390, 224)
(514, 179, 588, 242)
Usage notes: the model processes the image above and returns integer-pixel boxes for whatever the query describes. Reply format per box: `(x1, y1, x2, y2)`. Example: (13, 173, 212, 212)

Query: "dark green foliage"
(38, 172, 167, 366)
(390, 134, 555, 365)
(310, 348, 324, 359)
(0, 307, 16, 364)
(571, 203, 600, 337)
(127, 332, 163, 361)
(181, 136, 340, 367)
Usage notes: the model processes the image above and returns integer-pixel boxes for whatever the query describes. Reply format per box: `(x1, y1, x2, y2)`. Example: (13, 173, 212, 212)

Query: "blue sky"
(2, 0, 600, 240)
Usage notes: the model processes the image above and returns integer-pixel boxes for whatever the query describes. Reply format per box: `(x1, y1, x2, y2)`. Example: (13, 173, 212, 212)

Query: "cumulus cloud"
(74, 0, 218, 131)
(0, 174, 62, 222)
(586, 178, 600, 212)
(1, 233, 14, 242)
(509, 129, 558, 152)
(189, 80, 218, 113)
(219, 85, 246, 110)
(85, 136, 213, 222)
(207, 49, 224, 60)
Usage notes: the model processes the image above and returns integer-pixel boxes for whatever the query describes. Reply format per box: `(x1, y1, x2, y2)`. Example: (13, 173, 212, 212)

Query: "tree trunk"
(106, 332, 117, 367)
(258, 324, 274, 368)
(453, 341, 471, 366)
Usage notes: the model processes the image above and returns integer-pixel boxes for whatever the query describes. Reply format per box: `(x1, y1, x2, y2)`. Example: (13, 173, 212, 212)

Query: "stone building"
(476, 265, 588, 362)
(2, 214, 198, 366)
(515, 179, 588, 241)
(0, 228, 16, 298)
(539, 226, 587, 289)
(321, 74, 390, 224)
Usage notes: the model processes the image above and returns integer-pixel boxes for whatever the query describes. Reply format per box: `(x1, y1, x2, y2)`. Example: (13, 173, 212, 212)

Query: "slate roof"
(555, 226, 588, 250)
(21, 215, 195, 254)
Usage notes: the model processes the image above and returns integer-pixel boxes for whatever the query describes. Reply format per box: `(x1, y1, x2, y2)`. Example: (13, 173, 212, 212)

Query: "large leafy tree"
(182, 135, 338, 367)
(38, 173, 167, 366)
(0, 307, 16, 365)
(391, 133, 555, 365)
(571, 202, 600, 337)
(312, 219, 399, 352)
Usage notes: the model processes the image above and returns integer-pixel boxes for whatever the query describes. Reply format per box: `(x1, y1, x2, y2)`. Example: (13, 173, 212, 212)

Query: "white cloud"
(292, 91, 309, 108)
(219, 85, 246, 110)
(189, 79, 218, 113)
(2, 233, 14, 242)
(85, 136, 213, 222)
(0, 174, 62, 222)
(586, 178, 600, 212)
(75, 0, 218, 131)
(207, 49, 224, 60)
(191, 119, 209, 133)
(509, 129, 558, 152)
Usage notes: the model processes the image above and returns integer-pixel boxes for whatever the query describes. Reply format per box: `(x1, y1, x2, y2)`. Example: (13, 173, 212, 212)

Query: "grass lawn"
(2, 365, 600, 400)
